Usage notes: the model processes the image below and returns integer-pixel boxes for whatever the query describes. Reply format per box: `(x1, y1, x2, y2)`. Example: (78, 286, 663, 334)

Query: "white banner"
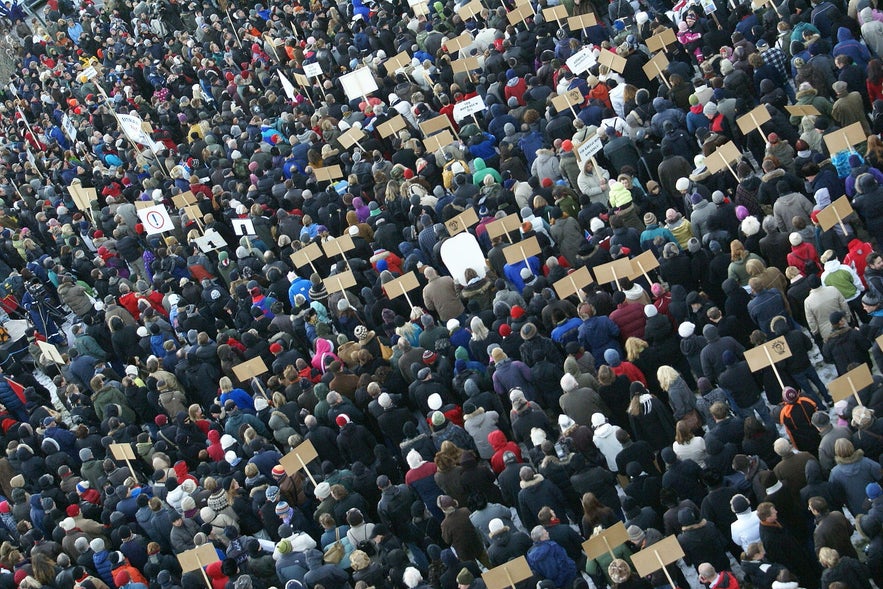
(453, 96, 486, 122)
(117, 113, 153, 145)
(137, 204, 174, 235)
(61, 114, 77, 141)
(566, 47, 596, 75)
(303, 62, 323, 78)
(576, 134, 603, 163)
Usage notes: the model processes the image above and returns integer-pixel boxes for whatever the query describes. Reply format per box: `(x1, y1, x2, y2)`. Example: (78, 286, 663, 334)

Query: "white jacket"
(730, 510, 761, 551)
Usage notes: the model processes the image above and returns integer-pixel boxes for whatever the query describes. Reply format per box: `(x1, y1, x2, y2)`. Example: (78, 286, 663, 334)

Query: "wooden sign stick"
(655, 551, 677, 589)
(611, 267, 621, 291)
(635, 260, 652, 285)
(336, 242, 352, 272)
(297, 454, 317, 485)
(655, 62, 671, 89)
(724, 159, 739, 181)
(847, 374, 864, 406)
(763, 345, 785, 391)
(591, 156, 603, 183)
(603, 536, 615, 560)
(195, 551, 213, 589)
(520, 246, 532, 275)
(833, 207, 848, 235)
(505, 568, 516, 589)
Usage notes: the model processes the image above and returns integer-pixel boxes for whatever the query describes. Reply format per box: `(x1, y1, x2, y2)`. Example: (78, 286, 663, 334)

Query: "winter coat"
(593, 422, 625, 471)
(678, 519, 730, 573)
(804, 285, 850, 340)
(526, 540, 577, 588)
(629, 395, 676, 452)
(829, 449, 881, 515)
(518, 475, 568, 530)
(559, 387, 608, 427)
(440, 507, 485, 561)
(463, 408, 500, 459)
(488, 528, 533, 567)
(59, 281, 94, 318)
(774, 193, 814, 233)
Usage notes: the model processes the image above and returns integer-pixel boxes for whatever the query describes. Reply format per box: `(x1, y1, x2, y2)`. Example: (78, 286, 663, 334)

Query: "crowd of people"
(0, 0, 883, 587)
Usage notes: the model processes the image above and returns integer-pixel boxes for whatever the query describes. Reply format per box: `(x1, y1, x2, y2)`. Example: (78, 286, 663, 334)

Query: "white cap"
(591, 413, 607, 428)
(427, 393, 442, 411)
(678, 321, 696, 338)
(644, 304, 658, 318)
(125, 365, 139, 376)
(676, 177, 690, 191)
(489, 518, 505, 535)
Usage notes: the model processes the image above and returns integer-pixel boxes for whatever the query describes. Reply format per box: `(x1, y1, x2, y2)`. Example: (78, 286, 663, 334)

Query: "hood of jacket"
(488, 430, 509, 450)
(534, 149, 554, 162)
(837, 26, 854, 42)
(703, 324, 720, 342)
(474, 157, 487, 171)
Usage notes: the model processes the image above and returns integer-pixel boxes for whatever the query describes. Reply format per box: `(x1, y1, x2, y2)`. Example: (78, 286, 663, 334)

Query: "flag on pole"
(279, 71, 297, 101)
(4, 377, 25, 405)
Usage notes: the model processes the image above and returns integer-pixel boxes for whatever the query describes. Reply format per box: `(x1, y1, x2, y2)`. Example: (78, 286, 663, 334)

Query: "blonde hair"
(625, 337, 648, 363)
(657, 365, 680, 391)
(219, 377, 233, 392)
(819, 547, 840, 568)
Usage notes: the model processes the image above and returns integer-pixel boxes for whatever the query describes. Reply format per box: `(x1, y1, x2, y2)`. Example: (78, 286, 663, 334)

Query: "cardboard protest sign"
(321, 234, 355, 260)
(567, 13, 597, 28)
(583, 521, 629, 560)
(745, 336, 792, 390)
(593, 257, 633, 289)
(377, 114, 407, 138)
(631, 535, 685, 588)
(383, 51, 412, 73)
(553, 266, 594, 301)
(542, 4, 567, 23)
(337, 127, 366, 150)
(642, 51, 671, 87)
(37, 341, 64, 364)
(313, 165, 344, 182)
(551, 89, 585, 115)
(506, 3, 533, 24)
(815, 195, 854, 234)
(785, 104, 820, 117)
(279, 439, 319, 484)
(502, 236, 541, 266)
(420, 114, 455, 137)
(829, 363, 874, 405)
(703, 141, 742, 178)
(824, 122, 867, 155)
(423, 130, 455, 152)
(482, 556, 532, 589)
(486, 213, 522, 241)
(456, 0, 483, 19)
(445, 32, 474, 53)
(323, 270, 357, 293)
(645, 28, 676, 52)
(232, 357, 269, 382)
(736, 105, 772, 136)
(384, 271, 421, 308)
(172, 190, 197, 208)
(194, 229, 226, 253)
(445, 208, 479, 236)
(452, 56, 481, 74)
(628, 249, 660, 282)
(290, 242, 324, 273)
(597, 49, 626, 73)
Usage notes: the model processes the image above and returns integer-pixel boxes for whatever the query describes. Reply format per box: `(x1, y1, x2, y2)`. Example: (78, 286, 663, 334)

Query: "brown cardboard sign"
(337, 127, 366, 150)
(583, 521, 629, 560)
(419, 114, 454, 137)
(452, 56, 481, 74)
(597, 49, 627, 73)
(313, 165, 343, 182)
(456, 0, 483, 19)
(182, 204, 203, 220)
(736, 105, 773, 135)
(321, 234, 355, 259)
(628, 249, 661, 281)
(444, 32, 474, 53)
(385, 271, 420, 300)
(829, 362, 874, 404)
(553, 266, 594, 301)
(642, 51, 670, 82)
(744, 336, 792, 372)
(290, 241, 324, 270)
(172, 190, 197, 208)
(445, 207, 479, 236)
(502, 236, 541, 265)
(567, 13, 598, 28)
(177, 543, 220, 574)
(784, 104, 820, 117)
(506, 3, 533, 24)
(631, 535, 685, 578)
(551, 89, 585, 113)
(323, 270, 357, 293)
(109, 443, 136, 460)
(279, 439, 319, 477)
(383, 51, 411, 73)
(542, 4, 567, 22)
(593, 257, 634, 287)
(231, 357, 269, 382)
(482, 556, 532, 589)
(377, 115, 406, 138)
(69, 184, 95, 212)
(134, 200, 155, 210)
(704, 141, 742, 174)
(824, 121, 867, 155)
(423, 130, 455, 152)
(486, 213, 522, 240)
(815, 195, 855, 232)
(645, 28, 676, 52)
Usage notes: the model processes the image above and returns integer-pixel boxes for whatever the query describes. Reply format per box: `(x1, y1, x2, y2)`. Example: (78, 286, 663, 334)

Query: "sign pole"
(297, 454, 317, 485)
(763, 346, 785, 391)
(195, 553, 212, 589)
(655, 551, 677, 589)
(724, 159, 739, 181)
(520, 246, 532, 275)
(337, 242, 352, 272)
(590, 156, 603, 183)
(602, 536, 615, 560)
(636, 260, 652, 285)
(833, 208, 848, 236)
(404, 292, 414, 309)
(504, 569, 516, 589)
(611, 268, 621, 291)
(226, 8, 243, 47)
(655, 63, 671, 89)
(847, 376, 863, 406)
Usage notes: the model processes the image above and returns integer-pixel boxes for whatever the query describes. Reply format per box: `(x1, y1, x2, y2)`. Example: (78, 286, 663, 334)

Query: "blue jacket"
(220, 389, 255, 413)
(527, 540, 577, 588)
(93, 549, 116, 588)
(578, 316, 622, 365)
(834, 27, 870, 68)
(0, 380, 26, 421)
(503, 257, 541, 293)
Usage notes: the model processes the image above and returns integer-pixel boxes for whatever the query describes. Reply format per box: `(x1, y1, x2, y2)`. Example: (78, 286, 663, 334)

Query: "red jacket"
(786, 242, 821, 275)
(489, 430, 522, 473)
(612, 361, 647, 386)
(609, 302, 646, 342)
(843, 238, 874, 287)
